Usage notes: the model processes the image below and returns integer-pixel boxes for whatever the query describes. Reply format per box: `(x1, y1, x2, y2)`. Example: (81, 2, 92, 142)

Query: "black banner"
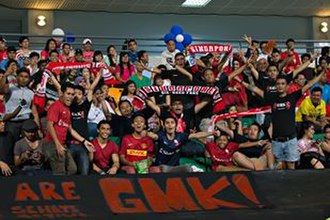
(0, 171, 329, 220)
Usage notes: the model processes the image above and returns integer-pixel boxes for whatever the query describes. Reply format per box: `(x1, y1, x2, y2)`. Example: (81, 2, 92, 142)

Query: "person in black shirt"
(68, 70, 101, 175)
(241, 64, 325, 169)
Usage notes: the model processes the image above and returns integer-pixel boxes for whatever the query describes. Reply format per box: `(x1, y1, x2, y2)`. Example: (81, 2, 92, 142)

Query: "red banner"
(188, 44, 233, 54)
(213, 106, 271, 123)
(47, 62, 92, 75)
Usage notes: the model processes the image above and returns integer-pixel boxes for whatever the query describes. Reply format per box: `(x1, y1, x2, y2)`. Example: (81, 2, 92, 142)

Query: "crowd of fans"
(0, 34, 330, 176)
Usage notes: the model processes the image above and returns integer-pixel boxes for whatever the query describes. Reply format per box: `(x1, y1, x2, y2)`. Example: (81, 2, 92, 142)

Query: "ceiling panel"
(0, 0, 329, 16)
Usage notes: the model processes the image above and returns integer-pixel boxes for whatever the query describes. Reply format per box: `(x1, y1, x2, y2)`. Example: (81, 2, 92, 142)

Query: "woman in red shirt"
(40, 39, 57, 60)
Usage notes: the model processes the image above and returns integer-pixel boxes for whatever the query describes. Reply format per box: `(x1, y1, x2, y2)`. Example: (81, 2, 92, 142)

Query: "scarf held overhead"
(188, 44, 233, 54)
(136, 85, 222, 103)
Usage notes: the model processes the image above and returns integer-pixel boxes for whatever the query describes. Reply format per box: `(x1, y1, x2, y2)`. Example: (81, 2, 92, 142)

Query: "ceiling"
(0, 0, 330, 17)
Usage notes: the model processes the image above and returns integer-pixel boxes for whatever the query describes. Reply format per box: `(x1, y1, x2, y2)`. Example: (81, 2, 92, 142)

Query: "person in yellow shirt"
(296, 87, 328, 133)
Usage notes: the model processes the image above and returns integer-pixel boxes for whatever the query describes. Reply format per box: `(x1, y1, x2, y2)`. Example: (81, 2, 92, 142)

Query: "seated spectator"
(317, 57, 330, 84)
(59, 43, 72, 63)
(319, 46, 330, 65)
(149, 74, 171, 107)
(104, 45, 118, 67)
(300, 53, 315, 80)
(205, 133, 257, 172)
(0, 46, 23, 70)
(225, 105, 243, 135)
(296, 87, 328, 133)
(120, 80, 144, 111)
(48, 50, 60, 63)
(138, 50, 154, 79)
(127, 39, 138, 63)
(129, 62, 151, 88)
(88, 87, 112, 138)
(281, 38, 301, 73)
(0, 116, 15, 176)
(40, 39, 57, 60)
(70, 49, 84, 63)
(14, 120, 47, 174)
(297, 121, 326, 169)
(115, 52, 135, 84)
(321, 124, 330, 161)
(91, 120, 120, 175)
(120, 113, 158, 174)
(26, 52, 40, 76)
(82, 38, 94, 62)
(146, 115, 215, 168)
(16, 36, 31, 64)
(0, 37, 7, 62)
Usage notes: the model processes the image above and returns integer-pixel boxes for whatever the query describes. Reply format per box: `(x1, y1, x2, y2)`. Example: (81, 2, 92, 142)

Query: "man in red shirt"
(43, 83, 94, 175)
(281, 38, 301, 73)
(120, 113, 156, 174)
(91, 120, 120, 175)
(0, 37, 6, 62)
(82, 38, 94, 62)
(205, 134, 256, 172)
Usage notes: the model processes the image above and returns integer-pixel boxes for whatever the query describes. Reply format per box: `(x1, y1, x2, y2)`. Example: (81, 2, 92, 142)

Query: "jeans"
(272, 138, 299, 162)
(88, 123, 98, 140)
(68, 144, 90, 175)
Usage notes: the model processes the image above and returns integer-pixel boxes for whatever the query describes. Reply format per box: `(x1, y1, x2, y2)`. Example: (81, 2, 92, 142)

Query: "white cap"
(83, 38, 92, 45)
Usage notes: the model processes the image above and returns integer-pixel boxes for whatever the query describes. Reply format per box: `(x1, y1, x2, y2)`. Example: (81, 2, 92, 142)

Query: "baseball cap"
(83, 38, 92, 45)
(22, 119, 39, 132)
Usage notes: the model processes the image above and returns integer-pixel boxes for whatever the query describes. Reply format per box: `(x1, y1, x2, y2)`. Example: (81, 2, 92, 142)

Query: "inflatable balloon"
(66, 32, 75, 43)
(164, 25, 193, 51)
(52, 28, 65, 43)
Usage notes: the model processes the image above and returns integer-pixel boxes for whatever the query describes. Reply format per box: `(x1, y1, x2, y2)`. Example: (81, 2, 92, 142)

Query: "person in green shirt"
(130, 62, 151, 88)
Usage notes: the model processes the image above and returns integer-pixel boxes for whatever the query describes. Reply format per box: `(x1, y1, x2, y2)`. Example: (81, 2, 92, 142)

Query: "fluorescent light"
(181, 0, 211, 8)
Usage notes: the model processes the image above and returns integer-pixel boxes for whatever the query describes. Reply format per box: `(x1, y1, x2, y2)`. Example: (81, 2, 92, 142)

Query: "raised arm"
(215, 123, 234, 139)
(87, 70, 102, 102)
(145, 98, 161, 116)
(217, 52, 230, 72)
(302, 70, 325, 94)
(238, 78, 264, 98)
(188, 131, 217, 140)
(175, 65, 193, 81)
(227, 63, 248, 82)
(194, 100, 209, 114)
(292, 52, 318, 78)
(0, 72, 9, 94)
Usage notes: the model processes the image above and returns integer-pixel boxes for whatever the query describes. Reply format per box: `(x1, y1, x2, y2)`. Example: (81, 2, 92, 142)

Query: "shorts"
(272, 138, 299, 162)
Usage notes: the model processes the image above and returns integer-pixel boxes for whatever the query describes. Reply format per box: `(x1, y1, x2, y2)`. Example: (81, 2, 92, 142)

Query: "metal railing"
(0, 33, 330, 55)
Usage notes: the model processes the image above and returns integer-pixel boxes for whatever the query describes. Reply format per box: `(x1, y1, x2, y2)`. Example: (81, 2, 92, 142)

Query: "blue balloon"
(171, 25, 183, 35)
(66, 32, 75, 43)
(175, 42, 185, 52)
(164, 33, 175, 43)
(182, 34, 192, 46)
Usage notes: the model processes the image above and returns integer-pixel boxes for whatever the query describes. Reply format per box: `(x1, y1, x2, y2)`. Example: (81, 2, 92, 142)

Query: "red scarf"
(188, 44, 233, 54)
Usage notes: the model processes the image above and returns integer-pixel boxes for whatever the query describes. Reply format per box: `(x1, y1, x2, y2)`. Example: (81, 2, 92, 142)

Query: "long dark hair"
(298, 121, 314, 140)
(118, 51, 133, 76)
(93, 50, 103, 62)
(120, 80, 136, 97)
(44, 38, 57, 51)
(106, 45, 116, 67)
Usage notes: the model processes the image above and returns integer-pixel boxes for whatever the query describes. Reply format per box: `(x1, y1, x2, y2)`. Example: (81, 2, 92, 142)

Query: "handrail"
(0, 33, 329, 55)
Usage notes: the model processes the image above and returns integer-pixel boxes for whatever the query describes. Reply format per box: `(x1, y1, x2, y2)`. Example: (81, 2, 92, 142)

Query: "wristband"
(82, 139, 86, 144)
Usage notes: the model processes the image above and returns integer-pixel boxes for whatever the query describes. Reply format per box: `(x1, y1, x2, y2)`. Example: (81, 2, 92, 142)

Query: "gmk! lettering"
(99, 174, 264, 213)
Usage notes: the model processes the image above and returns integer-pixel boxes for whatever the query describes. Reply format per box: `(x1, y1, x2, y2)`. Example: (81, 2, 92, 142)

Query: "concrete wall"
(54, 11, 313, 41)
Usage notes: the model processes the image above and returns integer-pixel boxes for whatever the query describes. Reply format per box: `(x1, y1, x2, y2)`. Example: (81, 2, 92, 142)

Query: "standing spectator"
(14, 120, 47, 174)
(82, 38, 94, 62)
(0, 116, 16, 176)
(91, 120, 120, 175)
(68, 71, 101, 175)
(127, 39, 138, 63)
(43, 83, 94, 175)
(319, 46, 330, 65)
(242, 62, 325, 169)
(161, 39, 179, 70)
(281, 38, 301, 73)
(40, 39, 57, 60)
(0, 68, 38, 142)
(287, 73, 310, 107)
(0, 37, 7, 62)
(317, 57, 330, 84)
(115, 52, 135, 84)
(300, 53, 315, 80)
